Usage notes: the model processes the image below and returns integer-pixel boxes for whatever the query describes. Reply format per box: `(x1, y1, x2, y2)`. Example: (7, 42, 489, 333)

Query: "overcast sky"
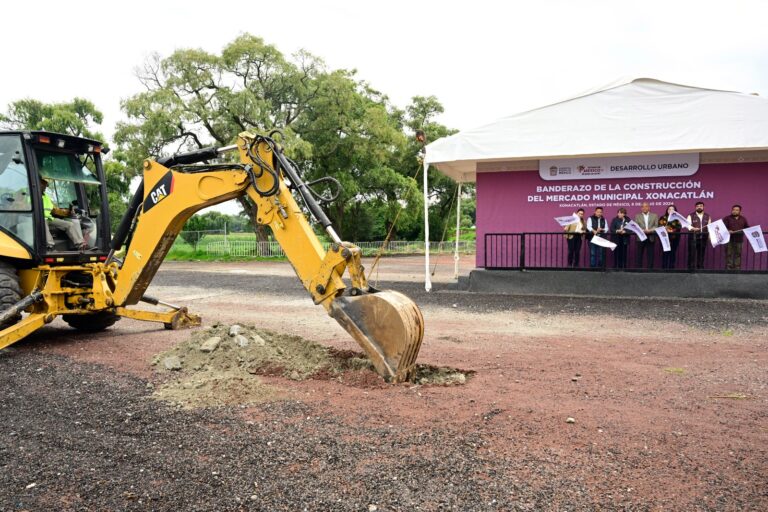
(3, 0, 766, 213)
(4, 0, 766, 139)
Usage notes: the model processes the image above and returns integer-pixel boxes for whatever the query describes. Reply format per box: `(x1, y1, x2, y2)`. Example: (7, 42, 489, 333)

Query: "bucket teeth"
(329, 290, 424, 383)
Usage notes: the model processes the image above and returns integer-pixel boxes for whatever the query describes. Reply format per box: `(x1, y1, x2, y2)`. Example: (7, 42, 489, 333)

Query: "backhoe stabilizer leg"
(0, 313, 49, 351)
(115, 307, 202, 330)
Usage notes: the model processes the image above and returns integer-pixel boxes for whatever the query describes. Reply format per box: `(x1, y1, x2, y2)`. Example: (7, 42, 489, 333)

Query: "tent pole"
(454, 182, 462, 280)
(423, 160, 432, 292)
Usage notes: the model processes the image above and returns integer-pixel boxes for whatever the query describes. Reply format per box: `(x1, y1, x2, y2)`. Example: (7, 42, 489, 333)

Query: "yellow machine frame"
(0, 132, 423, 382)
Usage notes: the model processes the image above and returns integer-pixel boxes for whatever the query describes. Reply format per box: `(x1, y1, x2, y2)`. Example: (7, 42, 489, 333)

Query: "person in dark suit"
(586, 206, 609, 268)
(634, 202, 658, 268)
(686, 201, 711, 269)
(610, 208, 629, 269)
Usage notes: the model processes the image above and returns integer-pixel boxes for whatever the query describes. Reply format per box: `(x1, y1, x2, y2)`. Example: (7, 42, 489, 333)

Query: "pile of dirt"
(151, 324, 470, 408)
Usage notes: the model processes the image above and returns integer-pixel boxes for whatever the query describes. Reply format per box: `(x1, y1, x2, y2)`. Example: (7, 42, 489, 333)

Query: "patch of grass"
(166, 248, 285, 262)
(447, 227, 476, 242)
(721, 329, 734, 337)
(664, 367, 687, 375)
(165, 237, 285, 262)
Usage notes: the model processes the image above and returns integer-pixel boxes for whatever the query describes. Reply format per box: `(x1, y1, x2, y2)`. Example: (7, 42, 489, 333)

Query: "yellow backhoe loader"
(0, 130, 423, 382)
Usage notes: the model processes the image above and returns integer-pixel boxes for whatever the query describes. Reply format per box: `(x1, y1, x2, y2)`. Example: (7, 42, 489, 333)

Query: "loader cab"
(0, 131, 111, 265)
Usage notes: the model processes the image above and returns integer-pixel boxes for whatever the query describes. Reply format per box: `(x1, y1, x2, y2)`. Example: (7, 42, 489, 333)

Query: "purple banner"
(476, 162, 768, 267)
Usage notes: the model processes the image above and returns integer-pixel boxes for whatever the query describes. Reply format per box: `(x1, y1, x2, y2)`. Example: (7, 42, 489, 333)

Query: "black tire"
(0, 260, 22, 329)
(62, 311, 121, 332)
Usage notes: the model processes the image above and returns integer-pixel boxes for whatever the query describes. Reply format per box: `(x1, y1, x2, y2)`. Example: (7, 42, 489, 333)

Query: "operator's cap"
(39, 176, 49, 185)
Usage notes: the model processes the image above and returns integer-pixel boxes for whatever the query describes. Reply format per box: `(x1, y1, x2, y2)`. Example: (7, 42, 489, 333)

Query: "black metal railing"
(484, 232, 768, 272)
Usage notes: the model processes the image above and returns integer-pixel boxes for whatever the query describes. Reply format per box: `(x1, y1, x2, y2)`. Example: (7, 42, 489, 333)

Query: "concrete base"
(468, 269, 768, 299)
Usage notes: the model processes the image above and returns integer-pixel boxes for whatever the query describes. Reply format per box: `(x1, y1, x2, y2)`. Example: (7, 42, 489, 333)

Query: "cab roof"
(1, 130, 103, 152)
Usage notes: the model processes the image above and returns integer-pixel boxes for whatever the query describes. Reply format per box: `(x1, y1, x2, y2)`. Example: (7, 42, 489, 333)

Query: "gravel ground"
(1, 259, 767, 511)
(1, 351, 587, 511)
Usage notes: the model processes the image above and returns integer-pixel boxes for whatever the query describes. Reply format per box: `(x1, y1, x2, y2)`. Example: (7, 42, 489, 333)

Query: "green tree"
(0, 98, 103, 139)
(114, 35, 317, 173)
(292, 72, 418, 239)
(394, 95, 469, 242)
(115, 35, 452, 241)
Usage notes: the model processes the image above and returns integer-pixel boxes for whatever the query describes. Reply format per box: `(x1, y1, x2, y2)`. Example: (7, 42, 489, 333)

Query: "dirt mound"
(151, 324, 470, 408)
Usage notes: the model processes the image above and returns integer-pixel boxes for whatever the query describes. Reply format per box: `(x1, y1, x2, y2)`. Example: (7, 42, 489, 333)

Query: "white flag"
(624, 220, 648, 242)
(554, 214, 580, 227)
(654, 227, 671, 252)
(590, 235, 617, 251)
(668, 210, 693, 229)
(744, 225, 767, 253)
(708, 219, 731, 248)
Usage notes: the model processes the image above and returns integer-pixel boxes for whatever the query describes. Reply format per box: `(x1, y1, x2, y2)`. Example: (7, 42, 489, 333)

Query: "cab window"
(46, 180, 79, 210)
(0, 135, 34, 245)
(35, 148, 100, 184)
(0, 135, 31, 211)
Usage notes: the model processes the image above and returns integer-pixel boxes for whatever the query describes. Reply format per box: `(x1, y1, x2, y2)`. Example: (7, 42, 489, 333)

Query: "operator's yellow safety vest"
(42, 194, 54, 220)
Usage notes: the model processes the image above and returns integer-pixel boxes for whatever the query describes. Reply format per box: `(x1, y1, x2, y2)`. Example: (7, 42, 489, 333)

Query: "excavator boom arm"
(110, 132, 423, 382)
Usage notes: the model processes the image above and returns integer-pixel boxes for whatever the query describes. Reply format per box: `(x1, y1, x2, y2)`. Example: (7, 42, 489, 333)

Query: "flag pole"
(423, 158, 431, 292)
(454, 182, 462, 280)
(416, 130, 432, 292)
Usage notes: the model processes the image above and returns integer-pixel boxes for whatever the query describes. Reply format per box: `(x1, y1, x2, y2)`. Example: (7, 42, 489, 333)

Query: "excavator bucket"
(329, 290, 424, 383)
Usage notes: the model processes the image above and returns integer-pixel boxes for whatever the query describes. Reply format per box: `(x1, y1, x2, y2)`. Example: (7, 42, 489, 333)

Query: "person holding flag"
(624, 219, 648, 242)
(634, 202, 658, 269)
(686, 201, 711, 270)
(586, 207, 609, 268)
(659, 205, 682, 269)
(610, 208, 630, 269)
(563, 208, 586, 268)
(722, 205, 749, 270)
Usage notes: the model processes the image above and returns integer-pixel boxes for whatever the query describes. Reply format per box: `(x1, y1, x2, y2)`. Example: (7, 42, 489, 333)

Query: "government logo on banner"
(540, 154, 700, 181)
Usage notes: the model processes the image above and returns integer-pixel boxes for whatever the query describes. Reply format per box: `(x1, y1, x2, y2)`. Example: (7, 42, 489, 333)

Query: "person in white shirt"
(586, 207, 608, 268)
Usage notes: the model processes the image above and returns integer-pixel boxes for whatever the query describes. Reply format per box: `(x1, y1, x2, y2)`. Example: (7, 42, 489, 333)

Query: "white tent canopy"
(420, 77, 768, 291)
(425, 78, 768, 182)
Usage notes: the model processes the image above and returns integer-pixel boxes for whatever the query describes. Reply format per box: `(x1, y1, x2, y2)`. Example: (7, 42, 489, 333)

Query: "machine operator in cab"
(40, 177, 88, 251)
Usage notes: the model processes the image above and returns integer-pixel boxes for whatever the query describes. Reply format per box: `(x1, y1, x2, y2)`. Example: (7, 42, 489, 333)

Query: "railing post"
(602, 237, 608, 270)
(519, 234, 526, 269)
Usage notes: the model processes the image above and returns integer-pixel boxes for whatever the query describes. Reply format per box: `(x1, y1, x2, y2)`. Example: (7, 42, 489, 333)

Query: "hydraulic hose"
(273, 151, 333, 230)
(157, 146, 220, 167)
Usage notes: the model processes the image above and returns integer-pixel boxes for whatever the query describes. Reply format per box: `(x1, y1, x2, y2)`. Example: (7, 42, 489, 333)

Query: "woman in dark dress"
(610, 208, 629, 269)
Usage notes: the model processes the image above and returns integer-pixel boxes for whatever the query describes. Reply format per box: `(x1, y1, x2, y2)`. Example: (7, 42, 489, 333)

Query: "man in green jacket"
(40, 177, 86, 251)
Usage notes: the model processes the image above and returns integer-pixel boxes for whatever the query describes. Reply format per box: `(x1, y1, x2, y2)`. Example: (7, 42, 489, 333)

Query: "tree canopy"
(0, 35, 474, 243)
(0, 98, 104, 139)
(115, 34, 471, 241)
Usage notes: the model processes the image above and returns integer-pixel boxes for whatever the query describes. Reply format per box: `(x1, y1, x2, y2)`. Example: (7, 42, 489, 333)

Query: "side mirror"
(11, 151, 22, 165)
